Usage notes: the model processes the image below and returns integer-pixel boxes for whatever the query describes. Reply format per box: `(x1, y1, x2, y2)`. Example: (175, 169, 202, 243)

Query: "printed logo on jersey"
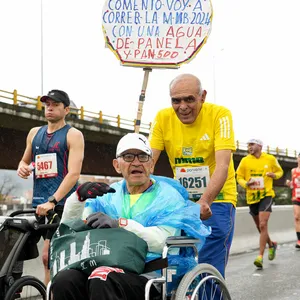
(182, 147, 193, 156)
(199, 134, 210, 141)
(219, 116, 231, 138)
(49, 142, 60, 152)
(175, 157, 204, 164)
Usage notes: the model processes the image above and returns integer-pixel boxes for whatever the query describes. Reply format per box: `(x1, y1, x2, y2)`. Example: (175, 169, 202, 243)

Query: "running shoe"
(254, 255, 263, 269)
(268, 241, 277, 260)
(295, 241, 300, 249)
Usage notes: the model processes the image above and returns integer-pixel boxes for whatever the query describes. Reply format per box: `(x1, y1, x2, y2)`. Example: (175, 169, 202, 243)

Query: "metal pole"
(134, 67, 152, 133)
(40, 0, 44, 95)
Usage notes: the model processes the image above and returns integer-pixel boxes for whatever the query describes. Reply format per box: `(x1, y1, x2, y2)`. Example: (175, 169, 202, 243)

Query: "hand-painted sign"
(102, 0, 213, 68)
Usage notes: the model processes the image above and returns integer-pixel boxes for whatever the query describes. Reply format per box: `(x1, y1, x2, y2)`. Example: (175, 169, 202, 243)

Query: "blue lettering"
(137, 26, 160, 37)
(163, 12, 173, 24)
(102, 11, 141, 24)
(166, 0, 190, 11)
(141, 0, 162, 10)
(145, 11, 158, 24)
(193, 0, 203, 11)
(175, 12, 190, 24)
(112, 25, 133, 38)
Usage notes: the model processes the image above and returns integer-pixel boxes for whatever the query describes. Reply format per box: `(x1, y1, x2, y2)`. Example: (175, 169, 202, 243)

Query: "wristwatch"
(118, 218, 128, 227)
(48, 196, 58, 206)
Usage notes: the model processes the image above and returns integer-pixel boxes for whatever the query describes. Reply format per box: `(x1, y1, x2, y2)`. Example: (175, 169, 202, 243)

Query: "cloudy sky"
(1, 0, 300, 153)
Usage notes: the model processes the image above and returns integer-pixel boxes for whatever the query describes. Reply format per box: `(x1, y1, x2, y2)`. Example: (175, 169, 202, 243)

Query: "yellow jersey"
(236, 153, 284, 204)
(149, 102, 237, 206)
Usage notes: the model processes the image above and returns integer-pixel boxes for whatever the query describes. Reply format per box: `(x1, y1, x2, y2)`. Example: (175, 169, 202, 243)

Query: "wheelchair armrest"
(166, 236, 201, 246)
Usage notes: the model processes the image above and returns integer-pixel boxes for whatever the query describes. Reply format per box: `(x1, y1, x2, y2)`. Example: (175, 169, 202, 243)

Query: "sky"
(1, 0, 300, 153)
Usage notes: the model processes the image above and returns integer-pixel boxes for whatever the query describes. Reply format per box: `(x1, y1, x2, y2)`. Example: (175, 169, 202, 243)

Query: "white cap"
(116, 133, 152, 157)
(247, 138, 263, 146)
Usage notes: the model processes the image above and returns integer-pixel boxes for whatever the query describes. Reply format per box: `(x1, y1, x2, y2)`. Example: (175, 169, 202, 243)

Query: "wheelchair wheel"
(4, 276, 46, 300)
(174, 263, 231, 300)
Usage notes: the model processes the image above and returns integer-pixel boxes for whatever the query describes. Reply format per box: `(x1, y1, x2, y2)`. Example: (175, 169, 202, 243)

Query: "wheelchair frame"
(0, 209, 58, 300)
(145, 236, 231, 300)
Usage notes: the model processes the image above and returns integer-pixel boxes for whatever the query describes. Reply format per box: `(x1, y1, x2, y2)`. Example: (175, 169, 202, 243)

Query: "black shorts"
(249, 196, 273, 216)
(35, 205, 64, 240)
(292, 200, 300, 206)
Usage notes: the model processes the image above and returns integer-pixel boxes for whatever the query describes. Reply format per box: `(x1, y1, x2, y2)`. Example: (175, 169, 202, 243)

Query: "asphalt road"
(226, 242, 300, 300)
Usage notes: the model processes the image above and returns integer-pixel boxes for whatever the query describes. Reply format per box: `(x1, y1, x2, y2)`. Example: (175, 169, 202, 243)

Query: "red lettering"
(176, 26, 185, 38)
(195, 27, 202, 38)
(137, 38, 145, 49)
(185, 39, 197, 51)
(145, 38, 152, 49)
(134, 49, 140, 58)
(165, 38, 172, 48)
(175, 38, 183, 49)
(166, 26, 174, 37)
(116, 38, 124, 49)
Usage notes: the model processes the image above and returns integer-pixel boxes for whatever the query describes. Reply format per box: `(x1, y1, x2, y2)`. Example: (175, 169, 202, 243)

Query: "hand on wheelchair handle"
(86, 212, 119, 229)
(76, 181, 116, 201)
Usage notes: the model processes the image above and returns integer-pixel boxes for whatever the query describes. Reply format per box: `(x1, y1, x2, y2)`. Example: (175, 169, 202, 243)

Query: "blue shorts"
(198, 202, 236, 278)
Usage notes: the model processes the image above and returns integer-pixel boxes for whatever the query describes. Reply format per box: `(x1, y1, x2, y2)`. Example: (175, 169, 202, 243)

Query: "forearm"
(201, 165, 228, 205)
(61, 192, 85, 223)
(273, 170, 283, 180)
(236, 176, 247, 189)
(53, 172, 80, 202)
(18, 160, 29, 168)
(123, 220, 177, 253)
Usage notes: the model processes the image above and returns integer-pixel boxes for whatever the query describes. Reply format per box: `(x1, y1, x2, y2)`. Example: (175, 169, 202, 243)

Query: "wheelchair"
(46, 235, 231, 300)
(145, 236, 231, 300)
(0, 209, 59, 300)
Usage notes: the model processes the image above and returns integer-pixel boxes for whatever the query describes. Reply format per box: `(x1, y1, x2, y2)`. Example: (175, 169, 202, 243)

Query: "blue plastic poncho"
(84, 175, 211, 277)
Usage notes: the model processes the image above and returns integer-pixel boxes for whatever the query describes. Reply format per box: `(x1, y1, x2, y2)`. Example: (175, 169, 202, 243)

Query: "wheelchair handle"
(7, 209, 60, 231)
(9, 209, 36, 217)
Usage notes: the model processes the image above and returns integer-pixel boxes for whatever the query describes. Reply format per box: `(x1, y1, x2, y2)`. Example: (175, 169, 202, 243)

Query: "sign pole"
(134, 67, 152, 133)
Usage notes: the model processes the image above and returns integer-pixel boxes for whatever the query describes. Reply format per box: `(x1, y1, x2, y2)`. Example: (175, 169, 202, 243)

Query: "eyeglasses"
(118, 153, 150, 163)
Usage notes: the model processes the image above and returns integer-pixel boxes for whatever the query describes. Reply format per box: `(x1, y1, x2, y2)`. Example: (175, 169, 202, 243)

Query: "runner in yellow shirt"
(236, 138, 283, 269)
(149, 73, 237, 278)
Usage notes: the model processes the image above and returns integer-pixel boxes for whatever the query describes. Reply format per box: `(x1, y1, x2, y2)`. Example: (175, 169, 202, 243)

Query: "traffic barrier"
(231, 205, 295, 254)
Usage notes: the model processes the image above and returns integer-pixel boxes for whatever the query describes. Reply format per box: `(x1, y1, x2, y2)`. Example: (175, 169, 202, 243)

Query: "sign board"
(102, 0, 213, 68)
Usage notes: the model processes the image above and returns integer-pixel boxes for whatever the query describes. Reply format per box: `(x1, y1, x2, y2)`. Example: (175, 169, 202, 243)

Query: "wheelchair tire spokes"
(174, 264, 231, 300)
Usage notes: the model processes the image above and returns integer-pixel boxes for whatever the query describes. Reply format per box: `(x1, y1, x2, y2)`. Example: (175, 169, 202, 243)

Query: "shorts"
(35, 205, 64, 240)
(292, 200, 300, 206)
(249, 196, 273, 216)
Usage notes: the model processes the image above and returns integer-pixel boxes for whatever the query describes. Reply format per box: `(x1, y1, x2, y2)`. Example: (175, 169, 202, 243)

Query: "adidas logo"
(200, 134, 210, 141)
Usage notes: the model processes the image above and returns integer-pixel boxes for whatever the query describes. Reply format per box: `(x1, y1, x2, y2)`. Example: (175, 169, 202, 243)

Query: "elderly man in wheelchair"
(48, 133, 230, 300)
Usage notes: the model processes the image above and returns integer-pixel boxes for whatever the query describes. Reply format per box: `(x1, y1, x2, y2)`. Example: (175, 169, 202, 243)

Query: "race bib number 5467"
(35, 153, 58, 179)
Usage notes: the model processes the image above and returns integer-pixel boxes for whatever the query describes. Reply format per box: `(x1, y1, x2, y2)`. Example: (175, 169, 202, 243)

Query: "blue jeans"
(198, 202, 236, 278)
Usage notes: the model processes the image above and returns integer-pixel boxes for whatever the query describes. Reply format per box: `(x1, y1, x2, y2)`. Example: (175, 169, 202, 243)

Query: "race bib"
(249, 177, 264, 190)
(35, 153, 58, 179)
(175, 166, 210, 200)
(296, 188, 300, 198)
